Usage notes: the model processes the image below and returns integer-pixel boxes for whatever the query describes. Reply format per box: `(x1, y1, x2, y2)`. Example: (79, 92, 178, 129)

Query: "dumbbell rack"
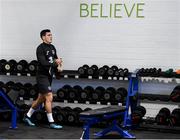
(132, 70, 180, 132)
(0, 69, 133, 130)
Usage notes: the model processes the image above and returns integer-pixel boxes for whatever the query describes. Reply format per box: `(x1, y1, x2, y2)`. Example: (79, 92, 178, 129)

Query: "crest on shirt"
(52, 50, 55, 55)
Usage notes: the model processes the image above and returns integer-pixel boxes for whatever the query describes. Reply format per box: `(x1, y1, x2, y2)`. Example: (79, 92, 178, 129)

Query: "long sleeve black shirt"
(36, 42, 58, 76)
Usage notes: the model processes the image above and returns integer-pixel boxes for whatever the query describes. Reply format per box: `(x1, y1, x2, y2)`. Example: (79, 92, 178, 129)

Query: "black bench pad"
(80, 106, 126, 117)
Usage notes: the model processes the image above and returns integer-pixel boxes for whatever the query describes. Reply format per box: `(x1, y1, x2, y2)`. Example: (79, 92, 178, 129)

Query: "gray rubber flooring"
(0, 122, 180, 139)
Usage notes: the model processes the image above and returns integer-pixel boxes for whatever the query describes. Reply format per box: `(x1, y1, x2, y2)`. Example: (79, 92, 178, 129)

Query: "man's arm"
(53, 45, 62, 66)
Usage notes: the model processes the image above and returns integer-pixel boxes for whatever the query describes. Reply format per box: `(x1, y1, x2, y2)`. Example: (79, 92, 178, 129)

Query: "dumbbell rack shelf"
(53, 96, 124, 106)
(138, 72, 180, 79)
(140, 99, 180, 106)
(23, 99, 123, 110)
(0, 70, 129, 81)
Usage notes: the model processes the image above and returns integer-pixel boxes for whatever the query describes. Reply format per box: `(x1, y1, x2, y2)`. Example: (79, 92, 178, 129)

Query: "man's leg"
(24, 94, 45, 126)
(31, 93, 45, 110)
(44, 92, 62, 129)
(44, 92, 53, 113)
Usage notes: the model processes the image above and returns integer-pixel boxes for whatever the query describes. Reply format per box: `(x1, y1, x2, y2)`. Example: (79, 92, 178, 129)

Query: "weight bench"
(0, 89, 18, 129)
(80, 106, 135, 139)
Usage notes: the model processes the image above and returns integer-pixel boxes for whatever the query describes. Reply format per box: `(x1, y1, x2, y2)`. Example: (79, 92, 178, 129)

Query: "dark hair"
(40, 29, 51, 39)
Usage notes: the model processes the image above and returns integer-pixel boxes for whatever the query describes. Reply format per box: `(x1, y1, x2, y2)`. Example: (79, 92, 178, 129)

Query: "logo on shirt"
(52, 50, 55, 55)
(46, 51, 49, 55)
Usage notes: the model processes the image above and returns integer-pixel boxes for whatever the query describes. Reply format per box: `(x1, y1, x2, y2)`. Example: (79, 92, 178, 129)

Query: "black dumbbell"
(53, 106, 66, 124)
(16, 60, 28, 73)
(115, 87, 127, 102)
(98, 65, 109, 77)
(131, 111, 142, 125)
(151, 68, 162, 77)
(137, 68, 144, 76)
(155, 107, 170, 125)
(73, 107, 83, 124)
(32, 109, 46, 124)
(150, 68, 157, 76)
(73, 85, 83, 101)
(149, 68, 154, 76)
(80, 86, 94, 102)
(148, 68, 156, 76)
(4, 81, 15, 93)
(123, 68, 129, 77)
(0, 59, 7, 73)
(78, 64, 89, 76)
(66, 107, 82, 125)
(56, 85, 72, 101)
(15, 82, 25, 97)
(170, 86, 180, 102)
(52, 106, 63, 123)
(114, 68, 121, 77)
(132, 106, 146, 125)
(29, 84, 38, 99)
(91, 86, 105, 102)
(68, 87, 78, 102)
(103, 87, 116, 102)
(139, 68, 149, 76)
(156, 68, 162, 77)
(87, 65, 98, 76)
(4, 59, 17, 73)
(62, 107, 74, 124)
(136, 106, 146, 116)
(117, 68, 129, 77)
(69, 86, 84, 102)
(169, 108, 180, 126)
(118, 68, 124, 77)
(107, 65, 118, 76)
(56, 88, 66, 101)
(28, 60, 38, 75)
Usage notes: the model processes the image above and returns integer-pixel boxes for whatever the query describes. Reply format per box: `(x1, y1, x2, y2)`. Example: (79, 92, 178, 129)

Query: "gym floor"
(1, 122, 180, 139)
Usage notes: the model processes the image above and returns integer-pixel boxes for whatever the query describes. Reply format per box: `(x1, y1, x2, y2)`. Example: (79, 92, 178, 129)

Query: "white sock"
(27, 108, 35, 118)
(47, 113, 54, 123)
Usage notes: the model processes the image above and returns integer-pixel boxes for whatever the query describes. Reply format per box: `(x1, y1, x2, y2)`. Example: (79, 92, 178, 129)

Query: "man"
(23, 29, 63, 129)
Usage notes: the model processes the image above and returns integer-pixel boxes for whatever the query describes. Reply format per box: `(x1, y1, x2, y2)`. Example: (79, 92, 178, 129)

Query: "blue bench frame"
(0, 89, 17, 129)
(80, 72, 139, 139)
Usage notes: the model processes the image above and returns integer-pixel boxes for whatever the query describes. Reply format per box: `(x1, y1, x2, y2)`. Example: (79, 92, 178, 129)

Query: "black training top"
(36, 42, 58, 76)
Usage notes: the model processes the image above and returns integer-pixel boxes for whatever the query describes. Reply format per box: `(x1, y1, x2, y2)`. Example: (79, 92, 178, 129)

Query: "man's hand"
(55, 58, 62, 65)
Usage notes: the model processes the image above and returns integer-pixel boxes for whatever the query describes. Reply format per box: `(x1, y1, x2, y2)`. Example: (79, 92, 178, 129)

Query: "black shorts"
(36, 74, 52, 94)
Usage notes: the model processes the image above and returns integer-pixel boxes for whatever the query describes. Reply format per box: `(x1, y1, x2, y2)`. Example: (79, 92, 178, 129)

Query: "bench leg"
(95, 120, 135, 139)
(80, 124, 90, 140)
(10, 109, 17, 129)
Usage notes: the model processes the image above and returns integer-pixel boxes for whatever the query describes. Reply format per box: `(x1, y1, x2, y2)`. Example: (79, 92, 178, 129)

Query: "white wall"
(0, 0, 179, 71)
